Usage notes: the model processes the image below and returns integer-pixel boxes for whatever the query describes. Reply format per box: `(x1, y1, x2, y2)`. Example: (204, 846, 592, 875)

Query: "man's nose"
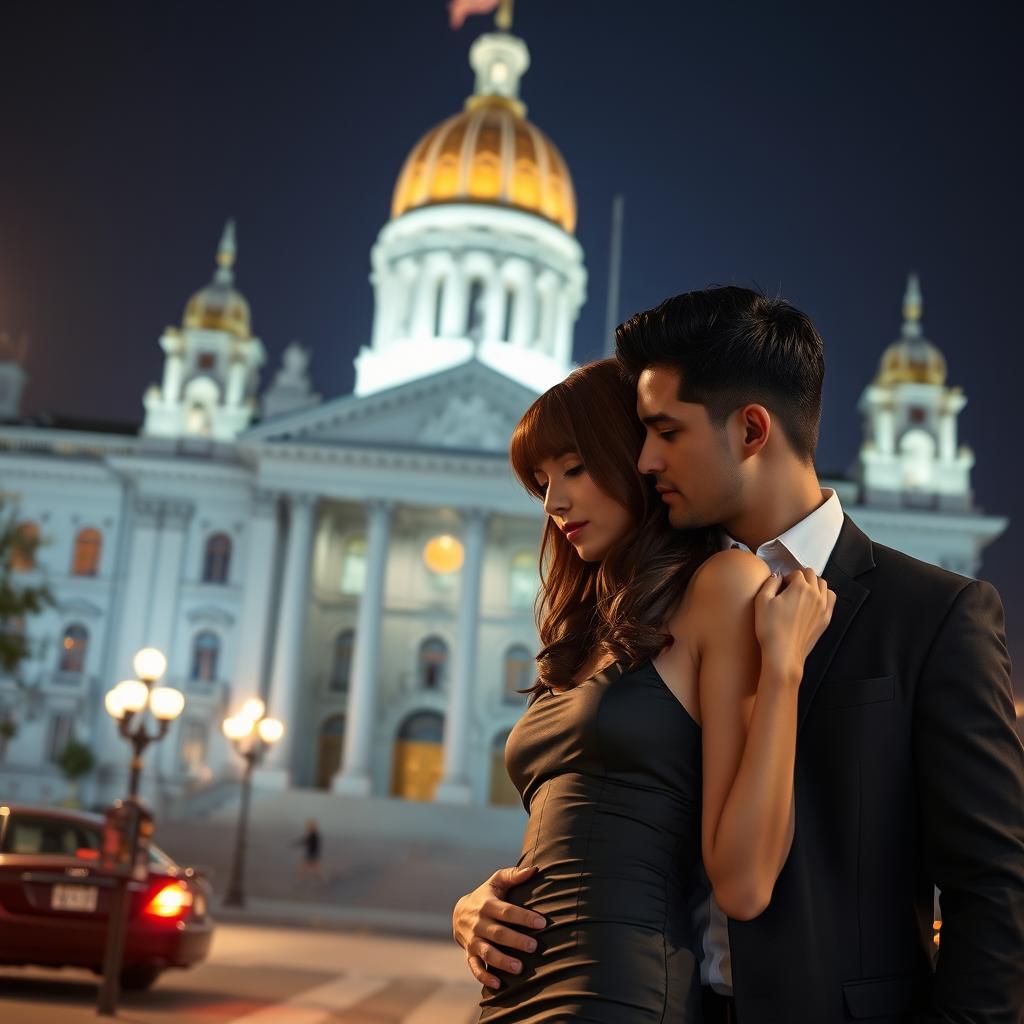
(638, 437, 663, 475)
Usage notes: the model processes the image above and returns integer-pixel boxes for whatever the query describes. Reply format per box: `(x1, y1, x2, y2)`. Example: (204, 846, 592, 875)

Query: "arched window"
(503, 644, 533, 702)
(71, 527, 102, 577)
(397, 710, 444, 743)
(190, 631, 220, 682)
(509, 550, 539, 610)
(10, 520, 39, 573)
(418, 636, 448, 690)
(203, 533, 232, 583)
(900, 428, 937, 490)
(330, 628, 355, 692)
(466, 279, 486, 340)
(340, 536, 367, 595)
(58, 623, 88, 674)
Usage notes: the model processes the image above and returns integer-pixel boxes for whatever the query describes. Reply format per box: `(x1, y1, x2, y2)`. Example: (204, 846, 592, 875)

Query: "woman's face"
(534, 452, 633, 562)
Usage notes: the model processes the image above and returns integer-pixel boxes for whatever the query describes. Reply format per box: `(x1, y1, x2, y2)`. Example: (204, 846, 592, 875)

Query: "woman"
(470, 359, 834, 1022)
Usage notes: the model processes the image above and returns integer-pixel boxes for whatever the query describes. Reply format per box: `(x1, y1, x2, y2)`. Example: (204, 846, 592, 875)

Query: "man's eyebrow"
(640, 412, 682, 427)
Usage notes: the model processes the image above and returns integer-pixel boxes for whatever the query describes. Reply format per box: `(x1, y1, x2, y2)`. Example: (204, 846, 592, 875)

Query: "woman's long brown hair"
(509, 358, 715, 696)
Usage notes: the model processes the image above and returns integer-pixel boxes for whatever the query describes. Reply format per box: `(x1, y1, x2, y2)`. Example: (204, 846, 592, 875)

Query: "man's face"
(636, 366, 744, 530)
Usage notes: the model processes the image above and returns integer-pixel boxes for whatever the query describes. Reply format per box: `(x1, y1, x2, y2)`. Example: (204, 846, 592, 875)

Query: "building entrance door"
(391, 710, 444, 801)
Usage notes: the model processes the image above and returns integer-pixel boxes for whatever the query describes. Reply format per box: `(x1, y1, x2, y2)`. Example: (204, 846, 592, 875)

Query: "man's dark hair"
(615, 286, 825, 462)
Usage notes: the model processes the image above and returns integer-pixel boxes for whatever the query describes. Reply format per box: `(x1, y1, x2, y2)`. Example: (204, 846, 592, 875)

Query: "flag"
(448, 0, 501, 31)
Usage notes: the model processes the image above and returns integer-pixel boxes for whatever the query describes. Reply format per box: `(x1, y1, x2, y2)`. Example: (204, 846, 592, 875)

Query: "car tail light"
(143, 881, 194, 919)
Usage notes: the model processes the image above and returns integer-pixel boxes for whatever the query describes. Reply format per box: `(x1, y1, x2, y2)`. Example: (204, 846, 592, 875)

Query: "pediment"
(244, 360, 541, 454)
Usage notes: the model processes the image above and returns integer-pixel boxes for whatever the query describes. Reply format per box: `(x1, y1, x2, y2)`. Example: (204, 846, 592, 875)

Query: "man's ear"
(735, 404, 771, 458)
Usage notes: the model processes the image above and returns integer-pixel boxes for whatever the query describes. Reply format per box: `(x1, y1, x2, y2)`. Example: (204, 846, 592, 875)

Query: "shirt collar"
(721, 488, 844, 575)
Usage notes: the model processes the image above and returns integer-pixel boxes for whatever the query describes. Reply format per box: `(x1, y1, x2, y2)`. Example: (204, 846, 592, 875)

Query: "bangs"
(509, 385, 578, 499)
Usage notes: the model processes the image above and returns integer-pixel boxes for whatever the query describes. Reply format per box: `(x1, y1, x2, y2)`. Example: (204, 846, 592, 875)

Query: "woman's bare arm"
(671, 549, 832, 921)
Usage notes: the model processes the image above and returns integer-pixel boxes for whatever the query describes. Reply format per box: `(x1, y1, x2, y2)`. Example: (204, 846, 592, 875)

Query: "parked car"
(0, 802, 213, 990)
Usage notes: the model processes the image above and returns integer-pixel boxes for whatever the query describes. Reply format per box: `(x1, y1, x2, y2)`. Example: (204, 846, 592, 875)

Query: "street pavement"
(0, 921, 482, 1023)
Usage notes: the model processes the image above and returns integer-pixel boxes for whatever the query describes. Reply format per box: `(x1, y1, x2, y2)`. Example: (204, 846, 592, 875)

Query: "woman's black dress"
(477, 661, 704, 1023)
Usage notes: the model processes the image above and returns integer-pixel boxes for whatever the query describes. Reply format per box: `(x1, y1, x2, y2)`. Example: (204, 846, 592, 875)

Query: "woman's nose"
(544, 487, 569, 516)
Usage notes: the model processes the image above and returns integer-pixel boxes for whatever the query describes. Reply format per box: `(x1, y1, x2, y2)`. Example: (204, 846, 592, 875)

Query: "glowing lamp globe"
(149, 686, 185, 722)
(114, 679, 150, 715)
(257, 717, 284, 744)
(423, 534, 464, 575)
(133, 647, 167, 683)
(240, 698, 265, 723)
(222, 716, 252, 741)
(104, 687, 127, 720)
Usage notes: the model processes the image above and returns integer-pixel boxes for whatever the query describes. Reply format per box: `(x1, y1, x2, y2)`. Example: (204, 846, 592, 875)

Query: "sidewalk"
(212, 896, 454, 938)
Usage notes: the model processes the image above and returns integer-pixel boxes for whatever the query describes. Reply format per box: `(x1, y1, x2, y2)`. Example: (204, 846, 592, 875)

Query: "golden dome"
(183, 220, 252, 340)
(391, 96, 577, 234)
(873, 273, 947, 387)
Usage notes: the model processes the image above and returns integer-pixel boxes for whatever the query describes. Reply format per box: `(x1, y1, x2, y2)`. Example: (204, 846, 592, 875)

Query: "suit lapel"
(796, 516, 874, 733)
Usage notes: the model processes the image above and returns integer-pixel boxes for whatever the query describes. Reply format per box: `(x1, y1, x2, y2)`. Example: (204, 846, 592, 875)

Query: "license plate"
(51, 884, 98, 912)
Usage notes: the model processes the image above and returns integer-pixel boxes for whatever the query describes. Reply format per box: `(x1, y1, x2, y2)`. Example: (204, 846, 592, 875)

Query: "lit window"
(509, 550, 538, 610)
(10, 520, 39, 573)
(418, 637, 448, 690)
(190, 631, 220, 682)
(58, 624, 88, 674)
(203, 533, 231, 583)
(340, 536, 367, 595)
(71, 527, 102, 576)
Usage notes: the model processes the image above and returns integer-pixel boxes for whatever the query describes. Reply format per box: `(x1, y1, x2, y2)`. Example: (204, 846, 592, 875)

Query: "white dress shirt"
(698, 488, 845, 994)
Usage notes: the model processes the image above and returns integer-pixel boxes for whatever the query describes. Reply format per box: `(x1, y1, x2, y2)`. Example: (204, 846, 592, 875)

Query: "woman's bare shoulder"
(688, 548, 771, 609)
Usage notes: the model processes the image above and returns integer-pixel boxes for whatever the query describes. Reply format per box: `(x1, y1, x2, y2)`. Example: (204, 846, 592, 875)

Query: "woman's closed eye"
(565, 464, 585, 477)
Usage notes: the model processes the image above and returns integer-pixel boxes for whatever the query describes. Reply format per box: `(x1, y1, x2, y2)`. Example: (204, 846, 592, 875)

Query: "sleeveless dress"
(477, 661, 704, 1023)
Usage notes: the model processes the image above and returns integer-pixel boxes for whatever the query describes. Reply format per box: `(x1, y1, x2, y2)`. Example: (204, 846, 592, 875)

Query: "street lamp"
(103, 647, 183, 799)
(97, 646, 183, 1016)
(222, 700, 283, 908)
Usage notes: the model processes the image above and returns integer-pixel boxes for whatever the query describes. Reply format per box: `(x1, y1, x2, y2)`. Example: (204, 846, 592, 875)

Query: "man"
(453, 286, 1024, 1022)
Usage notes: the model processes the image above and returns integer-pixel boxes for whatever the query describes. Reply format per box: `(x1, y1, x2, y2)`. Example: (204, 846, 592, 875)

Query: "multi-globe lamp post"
(97, 646, 184, 1016)
(103, 647, 185, 798)
(222, 698, 284, 908)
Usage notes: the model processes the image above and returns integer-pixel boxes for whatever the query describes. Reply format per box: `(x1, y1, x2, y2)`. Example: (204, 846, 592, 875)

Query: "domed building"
(0, 18, 1007, 839)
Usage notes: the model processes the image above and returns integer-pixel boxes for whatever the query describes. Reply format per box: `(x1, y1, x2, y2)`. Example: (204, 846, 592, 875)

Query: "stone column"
(333, 500, 393, 796)
(231, 489, 281, 711)
(255, 493, 316, 788)
(146, 500, 193, 656)
(435, 508, 488, 804)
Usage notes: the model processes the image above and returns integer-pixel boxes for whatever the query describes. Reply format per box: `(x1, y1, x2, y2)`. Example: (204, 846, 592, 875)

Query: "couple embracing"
(452, 287, 1024, 1023)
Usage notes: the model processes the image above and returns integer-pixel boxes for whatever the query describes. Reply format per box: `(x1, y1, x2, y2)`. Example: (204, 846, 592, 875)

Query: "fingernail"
(489, 979, 500, 990)
(526, 939, 537, 952)
(510, 961, 522, 974)
(532, 915, 546, 928)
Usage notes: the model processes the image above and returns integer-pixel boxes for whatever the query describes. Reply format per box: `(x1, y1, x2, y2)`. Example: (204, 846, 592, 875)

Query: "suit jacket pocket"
(820, 674, 896, 710)
(842, 972, 924, 1019)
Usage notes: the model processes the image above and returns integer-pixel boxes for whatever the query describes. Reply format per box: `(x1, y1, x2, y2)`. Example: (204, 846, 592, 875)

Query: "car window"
(3, 815, 102, 859)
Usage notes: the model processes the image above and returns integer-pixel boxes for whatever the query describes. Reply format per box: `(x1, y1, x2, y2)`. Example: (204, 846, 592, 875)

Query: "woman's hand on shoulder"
(754, 567, 835, 684)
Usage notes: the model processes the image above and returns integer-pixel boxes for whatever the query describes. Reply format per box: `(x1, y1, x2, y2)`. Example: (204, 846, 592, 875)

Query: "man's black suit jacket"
(728, 516, 1024, 1024)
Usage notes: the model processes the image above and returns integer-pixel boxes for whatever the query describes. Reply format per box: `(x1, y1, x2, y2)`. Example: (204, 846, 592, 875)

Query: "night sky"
(2, 1, 1021, 696)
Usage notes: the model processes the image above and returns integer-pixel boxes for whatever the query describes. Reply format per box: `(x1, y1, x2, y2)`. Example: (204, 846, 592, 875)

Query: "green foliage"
(55, 739, 95, 781)
(0, 497, 54, 675)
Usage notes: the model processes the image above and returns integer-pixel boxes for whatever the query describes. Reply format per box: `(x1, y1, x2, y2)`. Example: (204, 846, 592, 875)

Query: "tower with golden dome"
(857, 274, 974, 510)
(354, 22, 586, 396)
(142, 220, 266, 441)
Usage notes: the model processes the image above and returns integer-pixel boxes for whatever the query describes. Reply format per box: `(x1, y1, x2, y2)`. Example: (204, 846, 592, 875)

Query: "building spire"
(215, 219, 237, 285)
(495, 0, 514, 30)
(902, 271, 922, 338)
